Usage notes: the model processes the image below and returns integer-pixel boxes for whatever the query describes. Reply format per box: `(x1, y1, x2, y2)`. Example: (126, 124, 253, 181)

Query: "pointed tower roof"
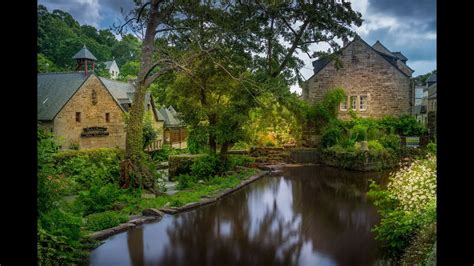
(72, 44, 97, 61)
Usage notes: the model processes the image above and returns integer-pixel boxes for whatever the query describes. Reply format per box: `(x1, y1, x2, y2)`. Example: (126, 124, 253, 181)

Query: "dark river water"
(87, 165, 391, 266)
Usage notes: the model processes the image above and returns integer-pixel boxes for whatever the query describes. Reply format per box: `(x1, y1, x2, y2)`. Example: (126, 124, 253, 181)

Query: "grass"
(83, 168, 259, 233)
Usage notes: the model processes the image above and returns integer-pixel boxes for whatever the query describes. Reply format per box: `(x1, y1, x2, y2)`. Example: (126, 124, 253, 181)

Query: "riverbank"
(86, 167, 269, 241)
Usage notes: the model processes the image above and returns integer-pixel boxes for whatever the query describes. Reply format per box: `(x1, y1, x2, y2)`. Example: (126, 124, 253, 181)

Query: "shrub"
(368, 140, 384, 152)
(379, 134, 401, 152)
(76, 183, 124, 215)
(54, 148, 122, 191)
(427, 142, 436, 155)
(368, 155, 437, 258)
(321, 123, 344, 148)
(228, 155, 255, 168)
(176, 174, 197, 190)
(191, 154, 226, 180)
(39, 208, 82, 242)
(350, 124, 368, 142)
(84, 211, 129, 232)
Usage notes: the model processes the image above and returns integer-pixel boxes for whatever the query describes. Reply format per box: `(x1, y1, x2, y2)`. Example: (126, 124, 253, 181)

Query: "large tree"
(117, 0, 363, 189)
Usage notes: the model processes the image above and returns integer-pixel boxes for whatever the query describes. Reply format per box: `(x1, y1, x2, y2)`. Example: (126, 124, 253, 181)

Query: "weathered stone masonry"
(303, 37, 413, 120)
(54, 75, 126, 149)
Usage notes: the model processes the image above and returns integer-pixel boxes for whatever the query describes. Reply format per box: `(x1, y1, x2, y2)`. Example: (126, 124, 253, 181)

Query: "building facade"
(158, 106, 188, 149)
(38, 46, 164, 150)
(303, 36, 414, 120)
(104, 59, 120, 79)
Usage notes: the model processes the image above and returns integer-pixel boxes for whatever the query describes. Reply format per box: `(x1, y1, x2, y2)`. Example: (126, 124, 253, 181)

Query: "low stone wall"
(288, 148, 321, 164)
(321, 151, 398, 171)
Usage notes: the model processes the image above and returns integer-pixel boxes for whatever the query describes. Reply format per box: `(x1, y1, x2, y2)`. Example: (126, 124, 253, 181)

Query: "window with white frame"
(359, 95, 368, 111)
(350, 96, 357, 110)
(340, 97, 348, 111)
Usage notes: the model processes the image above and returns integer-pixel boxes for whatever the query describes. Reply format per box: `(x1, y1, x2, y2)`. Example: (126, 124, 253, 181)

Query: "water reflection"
(88, 165, 390, 266)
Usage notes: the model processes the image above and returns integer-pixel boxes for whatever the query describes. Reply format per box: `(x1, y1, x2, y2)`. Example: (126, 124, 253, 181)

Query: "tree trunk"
(219, 141, 231, 163)
(120, 0, 162, 191)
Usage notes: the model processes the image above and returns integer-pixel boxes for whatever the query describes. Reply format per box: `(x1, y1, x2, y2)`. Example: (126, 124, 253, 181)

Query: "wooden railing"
(144, 139, 162, 152)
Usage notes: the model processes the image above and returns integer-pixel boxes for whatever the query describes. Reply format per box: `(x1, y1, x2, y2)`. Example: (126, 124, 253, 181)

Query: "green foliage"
(427, 142, 436, 155)
(84, 211, 128, 232)
(379, 134, 401, 151)
(321, 122, 344, 148)
(187, 126, 209, 154)
(143, 112, 158, 148)
(54, 148, 122, 192)
(308, 88, 346, 129)
(191, 154, 227, 180)
(368, 155, 437, 259)
(368, 140, 384, 151)
(176, 174, 197, 190)
(350, 124, 368, 142)
(38, 53, 61, 72)
(150, 144, 188, 162)
(228, 155, 255, 168)
(38, 128, 61, 213)
(380, 115, 426, 136)
(76, 183, 125, 216)
(38, 5, 140, 71)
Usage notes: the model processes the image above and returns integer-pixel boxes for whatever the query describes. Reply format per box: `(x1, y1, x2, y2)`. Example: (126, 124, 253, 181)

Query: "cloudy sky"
(39, 0, 436, 94)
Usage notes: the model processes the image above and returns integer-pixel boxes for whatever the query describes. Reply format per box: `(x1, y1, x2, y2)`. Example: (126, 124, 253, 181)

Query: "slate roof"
(38, 72, 89, 120)
(426, 73, 437, 84)
(72, 45, 97, 61)
(38, 73, 163, 122)
(392, 52, 408, 61)
(309, 37, 413, 79)
(104, 61, 113, 69)
(158, 106, 183, 127)
(311, 57, 332, 76)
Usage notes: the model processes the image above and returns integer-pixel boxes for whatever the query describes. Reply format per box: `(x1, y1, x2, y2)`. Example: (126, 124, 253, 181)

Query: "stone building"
(158, 106, 188, 149)
(103, 59, 120, 80)
(303, 36, 415, 119)
(37, 46, 164, 150)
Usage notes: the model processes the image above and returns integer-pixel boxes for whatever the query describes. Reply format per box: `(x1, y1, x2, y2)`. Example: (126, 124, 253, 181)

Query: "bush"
(368, 140, 384, 152)
(368, 155, 437, 258)
(379, 134, 401, 152)
(176, 174, 197, 190)
(350, 124, 368, 142)
(228, 155, 255, 168)
(84, 211, 129, 232)
(427, 142, 436, 155)
(321, 123, 344, 148)
(191, 154, 227, 180)
(54, 148, 122, 191)
(76, 183, 124, 215)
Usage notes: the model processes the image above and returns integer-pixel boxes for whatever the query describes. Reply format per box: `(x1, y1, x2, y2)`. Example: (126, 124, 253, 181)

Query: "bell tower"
(72, 44, 97, 75)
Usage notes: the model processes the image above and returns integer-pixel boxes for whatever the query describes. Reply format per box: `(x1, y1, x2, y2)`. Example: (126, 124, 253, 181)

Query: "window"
(340, 97, 348, 111)
(75, 112, 81, 122)
(350, 96, 357, 110)
(106, 113, 110, 122)
(359, 95, 368, 111)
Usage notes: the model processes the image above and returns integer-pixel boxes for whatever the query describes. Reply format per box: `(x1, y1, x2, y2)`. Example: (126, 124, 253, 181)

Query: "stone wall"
(54, 75, 126, 149)
(304, 38, 413, 120)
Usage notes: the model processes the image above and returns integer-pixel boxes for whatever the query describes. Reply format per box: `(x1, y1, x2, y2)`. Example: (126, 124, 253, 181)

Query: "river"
(87, 165, 391, 266)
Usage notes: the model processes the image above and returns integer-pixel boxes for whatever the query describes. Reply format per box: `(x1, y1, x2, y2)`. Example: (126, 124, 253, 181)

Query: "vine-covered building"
(303, 36, 415, 119)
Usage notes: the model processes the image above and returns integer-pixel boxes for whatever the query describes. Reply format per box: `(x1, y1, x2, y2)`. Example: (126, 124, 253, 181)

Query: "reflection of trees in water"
(127, 226, 144, 265)
(121, 166, 390, 266)
(284, 166, 382, 266)
(155, 177, 306, 266)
